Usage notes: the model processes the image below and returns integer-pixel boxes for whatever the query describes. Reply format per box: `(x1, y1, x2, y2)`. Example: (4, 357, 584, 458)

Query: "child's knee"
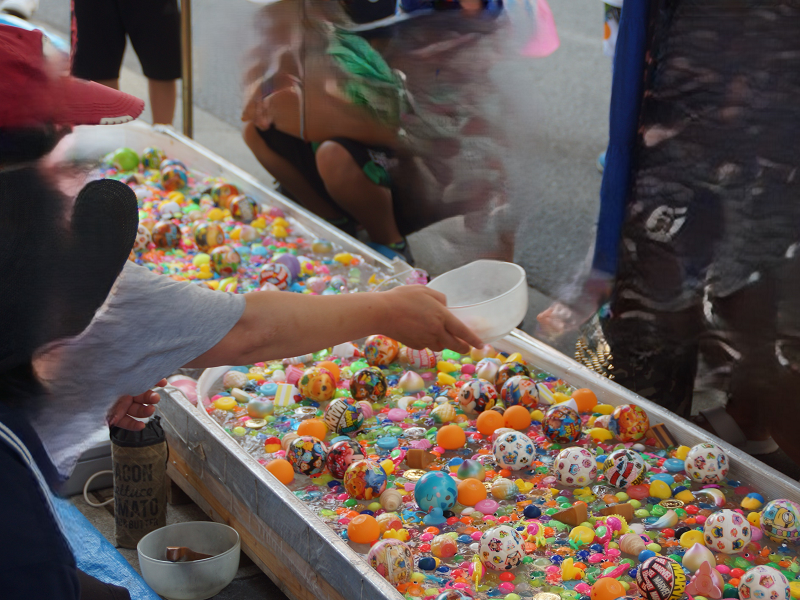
(316, 141, 359, 192)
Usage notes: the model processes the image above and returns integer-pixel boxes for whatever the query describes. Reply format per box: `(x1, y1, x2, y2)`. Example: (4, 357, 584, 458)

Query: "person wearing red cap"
(1, 23, 480, 599)
(70, 0, 181, 125)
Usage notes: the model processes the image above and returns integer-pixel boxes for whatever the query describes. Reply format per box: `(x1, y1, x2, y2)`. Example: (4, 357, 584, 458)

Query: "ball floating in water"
(364, 335, 400, 366)
(265, 459, 294, 485)
(152, 220, 181, 249)
(492, 431, 536, 470)
(603, 448, 646, 488)
(415, 471, 458, 512)
(684, 442, 729, 484)
(350, 366, 388, 401)
(704, 509, 752, 554)
(738, 566, 790, 600)
(476, 409, 505, 435)
(437, 424, 466, 450)
(553, 447, 597, 487)
(478, 524, 524, 571)
(347, 514, 380, 544)
(210, 182, 240, 208)
(636, 556, 686, 600)
(325, 439, 364, 479)
(109, 147, 139, 171)
(609, 404, 650, 442)
(258, 262, 292, 290)
(193, 222, 225, 252)
(344, 460, 387, 500)
(161, 164, 187, 191)
(457, 478, 487, 506)
(541, 404, 582, 444)
(296, 419, 327, 440)
(457, 379, 499, 413)
(500, 375, 539, 409)
(367, 538, 413, 585)
(456, 459, 486, 481)
(133, 224, 151, 250)
(591, 576, 627, 600)
(503, 405, 532, 430)
(286, 436, 327, 476)
(229, 195, 259, 223)
(495, 361, 531, 390)
(210, 245, 241, 276)
(141, 147, 165, 170)
(571, 388, 598, 413)
(760, 499, 800, 543)
(297, 366, 336, 402)
(324, 398, 364, 435)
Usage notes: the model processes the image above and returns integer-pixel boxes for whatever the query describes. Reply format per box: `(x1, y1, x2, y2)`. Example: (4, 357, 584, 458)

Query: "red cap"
(0, 25, 144, 128)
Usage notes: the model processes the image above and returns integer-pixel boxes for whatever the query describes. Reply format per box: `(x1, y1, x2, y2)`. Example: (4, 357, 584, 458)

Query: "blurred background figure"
(242, 0, 551, 263)
(70, 0, 181, 125)
(539, 0, 800, 472)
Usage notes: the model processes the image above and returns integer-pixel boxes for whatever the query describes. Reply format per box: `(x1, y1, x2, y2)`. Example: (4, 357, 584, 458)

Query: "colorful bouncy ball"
(636, 556, 686, 600)
(349, 366, 388, 401)
(602, 448, 646, 488)
(541, 404, 582, 444)
(210, 245, 241, 277)
(704, 509, 752, 554)
(367, 538, 413, 585)
(495, 361, 531, 390)
(457, 379, 499, 413)
(210, 182, 240, 208)
(161, 164, 187, 191)
(325, 439, 364, 479)
(140, 147, 165, 170)
(229, 195, 259, 223)
(297, 366, 336, 402)
(738, 566, 791, 600)
(151, 220, 181, 249)
(363, 335, 400, 366)
(286, 436, 327, 476)
(258, 262, 292, 290)
(684, 442, 729, 484)
(500, 375, 539, 408)
(344, 460, 387, 500)
(553, 447, 597, 487)
(760, 499, 800, 543)
(193, 222, 225, 252)
(478, 525, 524, 571)
(324, 398, 364, 435)
(608, 404, 650, 442)
(492, 431, 536, 470)
(414, 471, 458, 512)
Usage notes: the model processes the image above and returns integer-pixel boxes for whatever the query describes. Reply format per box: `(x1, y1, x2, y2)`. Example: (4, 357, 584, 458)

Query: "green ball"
(109, 147, 139, 171)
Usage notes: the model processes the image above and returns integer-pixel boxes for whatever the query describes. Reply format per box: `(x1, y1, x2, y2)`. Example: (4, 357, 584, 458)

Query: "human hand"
(536, 272, 613, 339)
(380, 286, 482, 353)
(107, 378, 167, 431)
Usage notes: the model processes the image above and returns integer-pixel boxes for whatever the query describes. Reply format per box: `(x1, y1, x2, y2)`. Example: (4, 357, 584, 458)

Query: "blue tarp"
(591, 0, 651, 277)
(51, 493, 160, 600)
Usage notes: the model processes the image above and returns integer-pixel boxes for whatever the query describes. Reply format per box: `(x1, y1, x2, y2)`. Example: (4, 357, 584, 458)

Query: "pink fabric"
(522, 0, 560, 58)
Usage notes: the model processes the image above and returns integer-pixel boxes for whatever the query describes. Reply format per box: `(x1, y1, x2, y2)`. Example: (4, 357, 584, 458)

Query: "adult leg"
(96, 80, 119, 90)
(70, 0, 126, 84)
(242, 122, 345, 222)
(315, 140, 402, 245)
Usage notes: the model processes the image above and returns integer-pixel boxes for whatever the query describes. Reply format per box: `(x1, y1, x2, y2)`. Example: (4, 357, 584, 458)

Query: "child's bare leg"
(315, 140, 402, 245)
(242, 122, 345, 221)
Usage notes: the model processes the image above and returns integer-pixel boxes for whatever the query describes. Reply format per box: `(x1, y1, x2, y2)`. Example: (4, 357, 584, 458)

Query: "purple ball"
(273, 253, 301, 279)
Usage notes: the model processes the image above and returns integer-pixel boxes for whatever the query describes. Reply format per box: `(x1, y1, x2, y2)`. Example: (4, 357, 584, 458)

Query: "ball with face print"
(738, 566, 790, 600)
(492, 431, 536, 471)
(478, 525, 524, 571)
(703, 509, 752, 554)
(553, 447, 597, 487)
(684, 442, 729, 484)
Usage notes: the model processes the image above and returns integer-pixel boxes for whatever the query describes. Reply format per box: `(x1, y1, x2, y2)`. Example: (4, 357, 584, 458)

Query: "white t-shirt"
(32, 262, 246, 477)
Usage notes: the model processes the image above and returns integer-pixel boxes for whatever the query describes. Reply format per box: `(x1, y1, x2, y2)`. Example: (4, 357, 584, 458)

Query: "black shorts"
(256, 125, 395, 204)
(71, 0, 182, 81)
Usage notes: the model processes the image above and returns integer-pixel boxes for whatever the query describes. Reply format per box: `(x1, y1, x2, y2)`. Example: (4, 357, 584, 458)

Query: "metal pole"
(180, 0, 193, 138)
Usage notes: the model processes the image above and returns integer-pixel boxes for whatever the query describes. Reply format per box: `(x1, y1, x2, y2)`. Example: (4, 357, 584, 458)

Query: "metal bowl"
(137, 521, 240, 600)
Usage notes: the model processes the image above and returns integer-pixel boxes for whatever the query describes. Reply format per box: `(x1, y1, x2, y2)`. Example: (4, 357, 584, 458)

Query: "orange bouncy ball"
(457, 478, 488, 506)
(266, 459, 294, 485)
(437, 424, 467, 450)
(347, 514, 381, 544)
(476, 410, 505, 436)
(316, 360, 340, 382)
(504, 405, 532, 430)
(297, 419, 328, 440)
(591, 577, 627, 600)
(572, 388, 598, 413)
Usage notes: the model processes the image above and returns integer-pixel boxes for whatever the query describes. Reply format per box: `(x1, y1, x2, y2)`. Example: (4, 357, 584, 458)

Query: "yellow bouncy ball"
(588, 428, 613, 441)
(675, 489, 695, 502)
(272, 225, 288, 238)
(206, 208, 224, 221)
(593, 404, 615, 415)
(192, 253, 210, 266)
(675, 445, 691, 460)
(679, 530, 705, 548)
(649, 480, 672, 499)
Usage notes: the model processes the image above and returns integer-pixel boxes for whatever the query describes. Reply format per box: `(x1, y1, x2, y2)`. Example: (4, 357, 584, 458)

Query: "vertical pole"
(180, 0, 193, 138)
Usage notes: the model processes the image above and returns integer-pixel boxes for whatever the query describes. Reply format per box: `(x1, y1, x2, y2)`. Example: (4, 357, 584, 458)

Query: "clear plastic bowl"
(427, 259, 528, 344)
(137, 521, 240, 600)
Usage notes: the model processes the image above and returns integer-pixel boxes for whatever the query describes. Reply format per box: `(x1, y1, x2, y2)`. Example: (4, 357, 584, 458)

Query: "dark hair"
(0, 125, 63, 165)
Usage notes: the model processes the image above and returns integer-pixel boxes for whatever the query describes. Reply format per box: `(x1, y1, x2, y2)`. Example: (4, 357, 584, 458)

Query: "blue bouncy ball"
(414, 471, 458, 512)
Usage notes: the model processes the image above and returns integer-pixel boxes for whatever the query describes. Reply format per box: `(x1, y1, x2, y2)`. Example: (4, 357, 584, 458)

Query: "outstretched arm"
(185, 285, 482, 368)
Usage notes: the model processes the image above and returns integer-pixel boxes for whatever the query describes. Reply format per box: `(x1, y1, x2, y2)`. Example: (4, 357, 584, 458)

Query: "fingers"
(421, 286, 448, 306)
(113, 415, 147, 432)
(444, 314, 483, 350)
(124, 402, 157, 419)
